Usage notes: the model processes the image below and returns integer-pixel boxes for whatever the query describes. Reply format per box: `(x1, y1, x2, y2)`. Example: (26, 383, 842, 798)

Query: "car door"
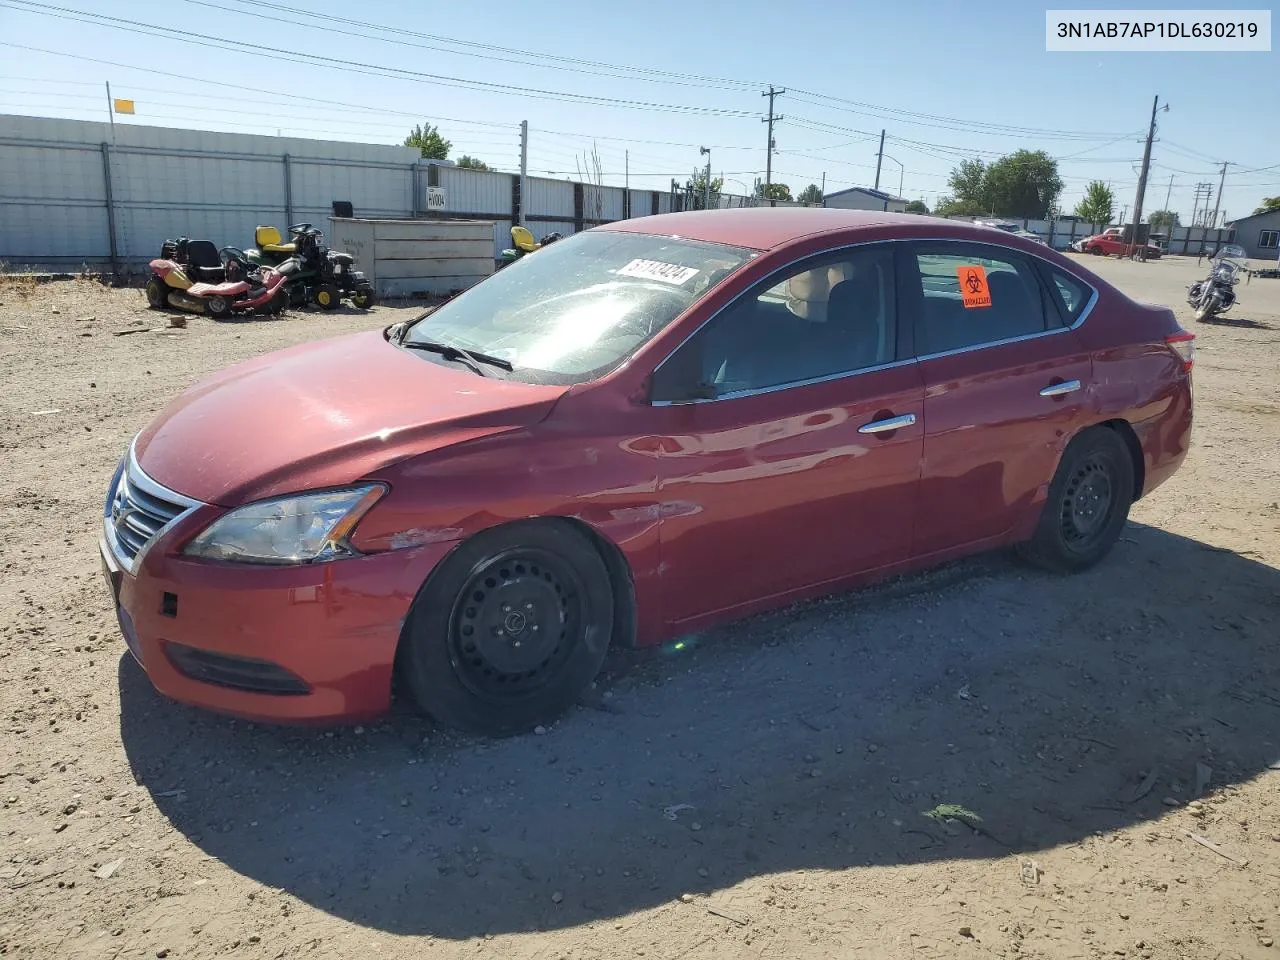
(640, 244, 925, 628)
(903, 242, 1095, 559)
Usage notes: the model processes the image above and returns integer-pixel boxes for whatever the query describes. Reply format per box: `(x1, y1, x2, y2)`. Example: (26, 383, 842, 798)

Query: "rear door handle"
(858, 413, 917, 434)
(1039, 379, 1082, 397)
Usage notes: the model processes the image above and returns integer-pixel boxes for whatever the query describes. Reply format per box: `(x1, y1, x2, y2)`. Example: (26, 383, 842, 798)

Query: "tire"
(351, 287, 374, 309)
(398, 521, 614, 737)
(205, 295, 232, 319)
(144, 277, 168, 309)
(1016, 427, 1134, 574)
(313, 284, 339, 310)
(1089, 245, 1103, 256)
(1194, 300, 1215, 322)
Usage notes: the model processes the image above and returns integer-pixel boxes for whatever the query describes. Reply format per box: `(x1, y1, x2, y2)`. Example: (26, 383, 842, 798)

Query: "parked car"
(1079, 227, 1163, 259)
(100, 209, 1195, 735)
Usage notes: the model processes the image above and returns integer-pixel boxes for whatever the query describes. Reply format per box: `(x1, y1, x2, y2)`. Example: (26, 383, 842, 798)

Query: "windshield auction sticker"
(957, 265, 992, 309)
(1046, 10, 1270, 51)
(616, 259, 700, 285)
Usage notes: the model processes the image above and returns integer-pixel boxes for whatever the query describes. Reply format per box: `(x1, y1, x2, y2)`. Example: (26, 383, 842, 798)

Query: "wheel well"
(1098, 419, 1145, 502)
(557, 517, 639, 650)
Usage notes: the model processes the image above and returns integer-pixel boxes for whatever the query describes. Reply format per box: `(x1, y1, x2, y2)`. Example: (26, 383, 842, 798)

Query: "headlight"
(184, 485, 385, 565)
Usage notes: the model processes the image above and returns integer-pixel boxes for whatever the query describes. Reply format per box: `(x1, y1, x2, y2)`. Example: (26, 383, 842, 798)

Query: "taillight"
(1166, 331, 1195, 372)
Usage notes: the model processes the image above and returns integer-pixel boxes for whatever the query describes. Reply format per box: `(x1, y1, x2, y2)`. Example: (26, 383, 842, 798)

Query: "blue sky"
(1, 0, 1276, 222)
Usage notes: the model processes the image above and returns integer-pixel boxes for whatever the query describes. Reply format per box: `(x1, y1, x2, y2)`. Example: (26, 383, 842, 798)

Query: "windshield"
(402, 230, 753, 385)
(1214, 243, 1247, 262)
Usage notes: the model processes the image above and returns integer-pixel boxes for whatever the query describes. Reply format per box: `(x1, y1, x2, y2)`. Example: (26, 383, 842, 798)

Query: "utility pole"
(699, 146, 711, 210)
(1209, 160, 1228, 228)
(1127, 94, 1163, 259)
(1163, 173, 1173, 214)
(624, 150, 630, 218)
(518, 120, 528, 226)
(104, 81, 115, 140)
(820, 171, 826, 206)
(874, 128, 885, 191)
(761, 86, 784, 191)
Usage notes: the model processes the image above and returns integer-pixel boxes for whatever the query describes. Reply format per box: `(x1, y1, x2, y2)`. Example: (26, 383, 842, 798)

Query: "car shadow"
(117, 523, 1280, 939)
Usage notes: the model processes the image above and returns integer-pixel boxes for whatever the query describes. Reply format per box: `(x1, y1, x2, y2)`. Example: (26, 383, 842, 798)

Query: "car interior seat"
(255, 225, 296, 255)
(983, 270, 1041, 341)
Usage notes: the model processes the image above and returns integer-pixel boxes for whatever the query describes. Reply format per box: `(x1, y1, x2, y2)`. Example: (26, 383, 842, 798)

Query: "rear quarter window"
(1049, 269, 1090, 324)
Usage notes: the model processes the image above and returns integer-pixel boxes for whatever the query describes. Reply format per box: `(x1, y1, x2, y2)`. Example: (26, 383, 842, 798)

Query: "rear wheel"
(144, 277, 168, 309)
(398, 521, 614, 737)
(313, 284, 339, 310)
(205, 295, 232, 319)
(1016, 427, 1134, 574)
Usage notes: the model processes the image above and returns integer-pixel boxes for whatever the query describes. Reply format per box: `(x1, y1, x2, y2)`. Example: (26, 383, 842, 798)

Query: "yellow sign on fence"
(113, 99, 135, 115)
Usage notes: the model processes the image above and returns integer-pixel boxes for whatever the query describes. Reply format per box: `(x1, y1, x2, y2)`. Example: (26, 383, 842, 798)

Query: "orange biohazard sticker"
(956, 264, 991, 309)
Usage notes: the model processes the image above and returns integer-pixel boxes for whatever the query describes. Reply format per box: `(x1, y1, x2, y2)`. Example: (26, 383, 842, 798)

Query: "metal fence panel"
(291, 159, 411, 219)
(436, 166, 511, 216)
(526, 177, 573, 217)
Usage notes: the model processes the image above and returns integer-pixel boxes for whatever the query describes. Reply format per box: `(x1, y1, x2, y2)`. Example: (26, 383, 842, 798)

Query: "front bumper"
(100, 531, 456, 723)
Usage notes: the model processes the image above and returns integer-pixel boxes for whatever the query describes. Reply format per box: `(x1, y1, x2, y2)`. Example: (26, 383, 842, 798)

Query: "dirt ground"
(2, 254, 1279, 960)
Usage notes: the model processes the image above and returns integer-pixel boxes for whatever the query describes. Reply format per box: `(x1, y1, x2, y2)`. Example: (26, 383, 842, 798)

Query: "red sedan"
(100, 209, 1195, 735)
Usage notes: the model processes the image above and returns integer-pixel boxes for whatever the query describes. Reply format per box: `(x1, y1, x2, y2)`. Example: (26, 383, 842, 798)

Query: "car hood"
(135, 330, 568, 506)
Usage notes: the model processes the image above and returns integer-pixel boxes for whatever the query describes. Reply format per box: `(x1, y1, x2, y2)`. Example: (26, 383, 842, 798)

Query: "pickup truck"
(1079, 227, 1163, 259)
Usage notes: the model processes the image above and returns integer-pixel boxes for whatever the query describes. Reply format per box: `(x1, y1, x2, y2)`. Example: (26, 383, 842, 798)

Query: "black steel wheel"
(1017, 427, 1134, 574)
(398, 521, 615, 736)
(144, 277, 168, 309)
(448, 548, 583, 700)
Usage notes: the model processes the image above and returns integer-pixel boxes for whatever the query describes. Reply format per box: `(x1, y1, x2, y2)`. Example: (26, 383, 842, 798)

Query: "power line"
(177, 0, 759, 94)
(211, 0, 764, 92)
(0, 1, 759, 117)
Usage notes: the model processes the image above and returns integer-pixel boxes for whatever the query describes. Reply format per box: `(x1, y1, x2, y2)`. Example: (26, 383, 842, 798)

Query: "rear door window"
(907, 245, 1048, 355)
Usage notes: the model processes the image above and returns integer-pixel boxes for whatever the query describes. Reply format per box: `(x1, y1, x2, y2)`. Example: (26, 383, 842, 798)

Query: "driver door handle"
(1039, 379, 1082, 397)
(858, 413, 917, 434)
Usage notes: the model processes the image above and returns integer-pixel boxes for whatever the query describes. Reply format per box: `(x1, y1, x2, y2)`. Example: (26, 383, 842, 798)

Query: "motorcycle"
(246, 223, 374, 310)
(1187, 243, 1246, 321)
(498, 225, 563, 268)
(145, 238, 289, 318)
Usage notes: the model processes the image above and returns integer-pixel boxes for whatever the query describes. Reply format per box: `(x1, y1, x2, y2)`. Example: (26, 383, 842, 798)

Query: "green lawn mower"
(246, 223, 374, 310)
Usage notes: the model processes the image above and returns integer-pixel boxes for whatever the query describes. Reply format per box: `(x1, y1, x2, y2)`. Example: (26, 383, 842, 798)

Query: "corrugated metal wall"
(0, 115, 754, 270)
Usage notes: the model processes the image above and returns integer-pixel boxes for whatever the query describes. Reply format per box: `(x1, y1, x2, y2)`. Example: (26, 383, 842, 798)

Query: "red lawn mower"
(145, 238, 291, 318)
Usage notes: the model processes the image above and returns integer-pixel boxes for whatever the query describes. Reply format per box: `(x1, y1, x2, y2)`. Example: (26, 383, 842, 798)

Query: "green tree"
(1074, 180, 1116, 225)
(945, 158, 989, 215)
(456, 155, 491, 171)
(905, 199, 930, 215)
(797, 183, 823, 205)
(1254, 196, 1280, 215)
(1147, 209, 1180, 230)
(760, 182, 792, 201)
(984, 150, 1062, 219)
(404, 122, 451, 160)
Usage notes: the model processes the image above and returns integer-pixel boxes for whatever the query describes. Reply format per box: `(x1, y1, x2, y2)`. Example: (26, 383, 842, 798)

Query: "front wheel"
(1016, 427, 1134, 574)
(351, 287, 374, 309)
(1194, 298, 1216, 322)
(144, 277, 168, 309)
(398, 521, 615, 736)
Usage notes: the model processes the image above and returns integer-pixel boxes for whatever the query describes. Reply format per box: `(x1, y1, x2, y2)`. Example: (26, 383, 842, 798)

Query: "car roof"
(600, 207, 968, 251)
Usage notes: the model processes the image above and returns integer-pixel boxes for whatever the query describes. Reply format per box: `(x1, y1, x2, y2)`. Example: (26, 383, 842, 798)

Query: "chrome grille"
(105, 448, 202, 573)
